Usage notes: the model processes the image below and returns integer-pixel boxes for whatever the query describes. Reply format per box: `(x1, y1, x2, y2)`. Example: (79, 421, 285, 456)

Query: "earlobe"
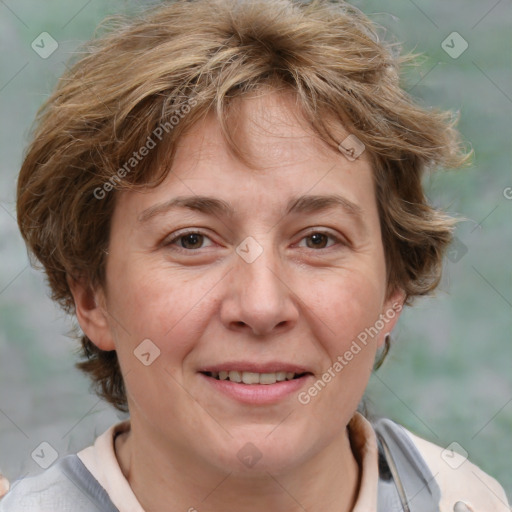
(377, 287, 406, 348)
(66, 275, 116, 351)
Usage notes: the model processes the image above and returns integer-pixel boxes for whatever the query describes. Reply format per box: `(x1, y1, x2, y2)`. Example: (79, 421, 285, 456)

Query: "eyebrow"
(137, 193, 364, 224)
(138, 196, 235, 223)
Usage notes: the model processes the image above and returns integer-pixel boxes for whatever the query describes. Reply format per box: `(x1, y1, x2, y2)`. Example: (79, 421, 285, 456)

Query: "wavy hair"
(17, 0, 469, 411)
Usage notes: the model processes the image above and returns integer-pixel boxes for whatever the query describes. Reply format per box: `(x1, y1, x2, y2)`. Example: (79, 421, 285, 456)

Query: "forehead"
(179, 89, 366, 172)
(115, 90, 376, 222)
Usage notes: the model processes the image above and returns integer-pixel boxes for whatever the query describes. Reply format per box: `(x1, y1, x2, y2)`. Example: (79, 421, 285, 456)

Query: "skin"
(0, 475, 8, 499)
(71, 90, 404, 512)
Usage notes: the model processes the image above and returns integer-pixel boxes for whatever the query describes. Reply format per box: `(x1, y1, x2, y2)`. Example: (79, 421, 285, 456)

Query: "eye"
(164, 230, 215, 251)
(297, 231, 344, 250)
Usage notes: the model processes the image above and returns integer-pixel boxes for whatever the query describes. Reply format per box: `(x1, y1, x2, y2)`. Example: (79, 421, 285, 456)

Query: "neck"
(115, 418, 361, 512)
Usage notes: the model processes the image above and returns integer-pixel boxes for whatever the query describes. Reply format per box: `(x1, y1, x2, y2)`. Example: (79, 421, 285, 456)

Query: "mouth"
(200, 370, 311, 385)
(198, 364, 314, 404)
(198, 362, 314, 404)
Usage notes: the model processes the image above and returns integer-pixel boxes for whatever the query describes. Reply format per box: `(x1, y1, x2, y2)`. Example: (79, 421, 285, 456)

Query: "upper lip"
(198, 361, 313, 374)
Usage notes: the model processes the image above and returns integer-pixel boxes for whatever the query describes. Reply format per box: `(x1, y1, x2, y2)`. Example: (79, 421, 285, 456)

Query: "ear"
(67, 275, 116, 351)
(377, 287, 406, 349)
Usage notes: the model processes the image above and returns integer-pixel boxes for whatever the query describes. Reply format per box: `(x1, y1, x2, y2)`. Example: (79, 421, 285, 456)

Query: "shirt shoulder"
(404, 429, 510, 512)
(375, 416, 510, 512)
(77, 420, 145, 511)
(0, 455, 118, 512)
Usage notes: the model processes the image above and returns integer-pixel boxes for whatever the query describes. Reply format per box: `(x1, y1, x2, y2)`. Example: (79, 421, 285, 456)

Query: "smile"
(199, 369, 314, 405)
(202, 370, 309, 384)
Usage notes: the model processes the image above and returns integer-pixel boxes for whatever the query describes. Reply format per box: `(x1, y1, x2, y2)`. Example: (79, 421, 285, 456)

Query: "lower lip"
(199, 373, 313, 404)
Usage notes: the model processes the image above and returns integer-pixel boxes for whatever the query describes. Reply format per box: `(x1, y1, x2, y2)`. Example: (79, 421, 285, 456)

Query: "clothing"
(0, 413, 509, 511)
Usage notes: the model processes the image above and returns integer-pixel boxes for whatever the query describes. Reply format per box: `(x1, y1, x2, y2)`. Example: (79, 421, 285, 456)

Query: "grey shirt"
(0, 417, 440, 512)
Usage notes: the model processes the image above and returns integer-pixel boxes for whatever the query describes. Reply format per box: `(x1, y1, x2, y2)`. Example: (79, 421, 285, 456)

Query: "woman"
(1, 0, 509, 510)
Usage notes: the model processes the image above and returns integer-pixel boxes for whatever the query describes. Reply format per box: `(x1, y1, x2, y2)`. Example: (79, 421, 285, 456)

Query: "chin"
(205, 427, 311, 476)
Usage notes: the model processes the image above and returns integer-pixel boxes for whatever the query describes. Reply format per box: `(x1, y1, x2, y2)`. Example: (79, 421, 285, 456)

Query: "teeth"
(242, 372, 260, 384)
(228, 370, 242, 383)
(259, 373, 277, 385)
(210, 370, 302, 384)
(276, 371, 287, 381)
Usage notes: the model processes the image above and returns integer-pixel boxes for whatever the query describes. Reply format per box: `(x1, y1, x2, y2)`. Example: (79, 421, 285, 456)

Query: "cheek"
(106, 258, 219, 362)
(300, 276, 383, 425)
(103, 261, 222, 418)
(308, 269, 386, 351)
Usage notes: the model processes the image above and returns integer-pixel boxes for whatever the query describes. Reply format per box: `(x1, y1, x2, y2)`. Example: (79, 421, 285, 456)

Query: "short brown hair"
(17, 0, 469, 411)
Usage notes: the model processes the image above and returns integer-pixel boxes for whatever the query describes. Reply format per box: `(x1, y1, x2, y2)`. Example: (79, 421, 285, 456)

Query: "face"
(78, 90, 403, 475)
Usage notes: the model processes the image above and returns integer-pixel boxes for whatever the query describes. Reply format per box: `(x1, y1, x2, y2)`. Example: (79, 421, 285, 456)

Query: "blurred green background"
(0, 0, 510, 503)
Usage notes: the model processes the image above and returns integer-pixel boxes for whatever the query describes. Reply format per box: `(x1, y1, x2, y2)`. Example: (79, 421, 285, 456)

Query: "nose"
(220, 244, 299, 337)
